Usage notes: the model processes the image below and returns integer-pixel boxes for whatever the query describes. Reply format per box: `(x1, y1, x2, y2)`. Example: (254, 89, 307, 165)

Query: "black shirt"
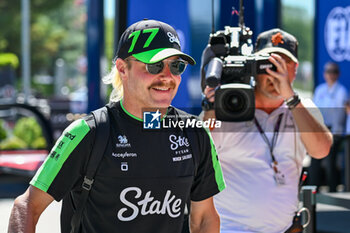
(30, 101, 225, 233)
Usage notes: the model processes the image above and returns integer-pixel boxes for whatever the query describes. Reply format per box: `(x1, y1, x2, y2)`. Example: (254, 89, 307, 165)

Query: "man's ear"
(116, 58, 128, 80)
(294, 62, 299, 76)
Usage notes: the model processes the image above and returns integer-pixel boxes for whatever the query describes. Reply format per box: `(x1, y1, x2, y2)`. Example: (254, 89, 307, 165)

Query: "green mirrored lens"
(170, 61, 187, 75)
(145, 60, 187, 75)
(146, 61, 164, 74)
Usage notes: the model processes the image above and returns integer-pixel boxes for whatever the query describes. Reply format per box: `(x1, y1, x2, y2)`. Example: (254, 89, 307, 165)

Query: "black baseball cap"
(116, 19, 195, 65)
(324, 62, 339, 74)
(255, 28, 298, 63)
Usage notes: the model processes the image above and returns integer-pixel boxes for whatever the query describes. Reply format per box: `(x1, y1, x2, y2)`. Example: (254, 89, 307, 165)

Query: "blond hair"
(102, 65, 124, 102)
(103, 58, 133, 102)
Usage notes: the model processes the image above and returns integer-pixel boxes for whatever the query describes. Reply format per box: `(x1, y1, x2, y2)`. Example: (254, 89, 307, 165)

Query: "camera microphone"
(205, 57, 223, 88)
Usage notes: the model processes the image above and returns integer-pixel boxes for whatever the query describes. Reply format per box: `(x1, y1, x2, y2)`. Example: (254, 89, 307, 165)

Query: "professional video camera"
(201, 0, 275, 122)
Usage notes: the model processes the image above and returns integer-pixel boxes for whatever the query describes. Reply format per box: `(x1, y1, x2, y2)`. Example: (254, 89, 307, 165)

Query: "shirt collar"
(328, 81, 339, 93)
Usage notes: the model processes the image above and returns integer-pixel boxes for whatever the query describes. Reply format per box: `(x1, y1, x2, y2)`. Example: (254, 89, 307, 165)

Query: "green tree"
(281, 5, 314, 91)
(13, 117, 46, 149)
(0, 53, 19, 68)
(0, 0, 70, 69)
(0, 0, 86, 96)
(48, 1, 86, 68)
(0, 119, 7, 141)
(0, 136, 27, 150)
(281, 5, 313, 63)
(105, 18, 115, 65)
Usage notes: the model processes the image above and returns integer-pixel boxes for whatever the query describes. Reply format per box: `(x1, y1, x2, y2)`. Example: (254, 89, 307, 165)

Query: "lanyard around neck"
(254, 113, 283, 164)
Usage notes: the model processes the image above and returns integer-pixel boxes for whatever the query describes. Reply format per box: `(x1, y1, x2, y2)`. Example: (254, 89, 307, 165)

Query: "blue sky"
(104, 0, 115, 18)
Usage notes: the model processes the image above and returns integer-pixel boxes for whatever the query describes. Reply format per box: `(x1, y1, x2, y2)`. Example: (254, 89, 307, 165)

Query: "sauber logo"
(118, 135, 128, 144)
(116, 135, 131, 148)
(169, 134, 189, 151)
(117, 187, 182, 221)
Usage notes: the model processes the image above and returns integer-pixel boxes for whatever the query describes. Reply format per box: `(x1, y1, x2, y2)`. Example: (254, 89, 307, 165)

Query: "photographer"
(202, 28, 332, 232)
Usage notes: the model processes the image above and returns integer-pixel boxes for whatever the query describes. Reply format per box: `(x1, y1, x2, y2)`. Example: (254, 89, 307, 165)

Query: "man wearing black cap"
(8, 19, 225, 233)
(202, 28, 332, 232)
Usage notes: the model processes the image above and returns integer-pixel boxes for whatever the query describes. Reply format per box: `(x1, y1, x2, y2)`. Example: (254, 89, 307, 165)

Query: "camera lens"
(214, 84, 255, 121)
(223, 92, 246, 113)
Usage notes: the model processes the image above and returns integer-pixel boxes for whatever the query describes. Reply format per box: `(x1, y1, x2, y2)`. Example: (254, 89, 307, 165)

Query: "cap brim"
(133, 48, 196, 65)
(256, 47, 298, 63)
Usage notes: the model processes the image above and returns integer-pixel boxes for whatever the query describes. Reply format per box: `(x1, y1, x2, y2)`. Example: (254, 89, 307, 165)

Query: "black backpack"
(70, 106, 110, 233)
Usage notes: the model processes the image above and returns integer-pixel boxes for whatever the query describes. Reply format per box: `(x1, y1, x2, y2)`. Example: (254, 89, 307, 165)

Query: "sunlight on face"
(122, 56, 182, 109)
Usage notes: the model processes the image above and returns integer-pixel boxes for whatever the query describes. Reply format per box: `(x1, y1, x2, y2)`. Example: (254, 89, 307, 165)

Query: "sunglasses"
(128, 58, 188, 75)
(325, 69, 338, 74)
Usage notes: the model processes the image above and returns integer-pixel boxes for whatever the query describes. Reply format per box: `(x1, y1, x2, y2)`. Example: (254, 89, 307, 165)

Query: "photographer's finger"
(271, 53, 287, 71)
(204, 86, 214, 95)
(266, 56, 289, 82)
(208, 95, 215, 103)
(268, 56, 284, 72)
(204, 86, 216, 101)
(266, 67, 285, 81)
(207, 89, 216, 101)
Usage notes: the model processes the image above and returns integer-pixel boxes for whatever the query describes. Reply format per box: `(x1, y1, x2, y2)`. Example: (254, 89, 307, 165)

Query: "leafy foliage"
(0, 0, 85, 80)
(0, 136, 27, 150)
(12, 117, 47, 149)
(105, 18, 115, 64)
(0, 119, 7, 141)
(281, 5, 314, 91)
(0, 53, 19, 68)
(31, 137, 47, 149)
(281, 5, 313, 63)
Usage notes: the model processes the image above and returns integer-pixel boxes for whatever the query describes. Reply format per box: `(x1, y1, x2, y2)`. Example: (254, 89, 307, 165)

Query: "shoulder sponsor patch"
(30, 119, 91, 192)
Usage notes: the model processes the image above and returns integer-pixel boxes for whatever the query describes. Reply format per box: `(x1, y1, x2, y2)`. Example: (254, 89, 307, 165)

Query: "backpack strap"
(70, 106, 111, 233)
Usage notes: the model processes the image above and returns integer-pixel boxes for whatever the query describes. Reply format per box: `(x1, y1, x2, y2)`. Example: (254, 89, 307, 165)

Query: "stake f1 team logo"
(117, 187, 182, 221)
(143, 110, 161, 129)
(325, 7, 350, 62)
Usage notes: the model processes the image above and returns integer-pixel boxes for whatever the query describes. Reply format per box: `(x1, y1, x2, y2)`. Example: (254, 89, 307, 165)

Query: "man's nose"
(159, 62, 173, 77)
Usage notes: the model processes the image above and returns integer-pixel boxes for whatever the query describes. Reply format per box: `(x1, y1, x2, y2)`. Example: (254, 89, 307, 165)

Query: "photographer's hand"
(202, 86, 216, 122)
(265, 53, 295, 100)
(204, 86, 216, 103)
(266, 54, 332, 159)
